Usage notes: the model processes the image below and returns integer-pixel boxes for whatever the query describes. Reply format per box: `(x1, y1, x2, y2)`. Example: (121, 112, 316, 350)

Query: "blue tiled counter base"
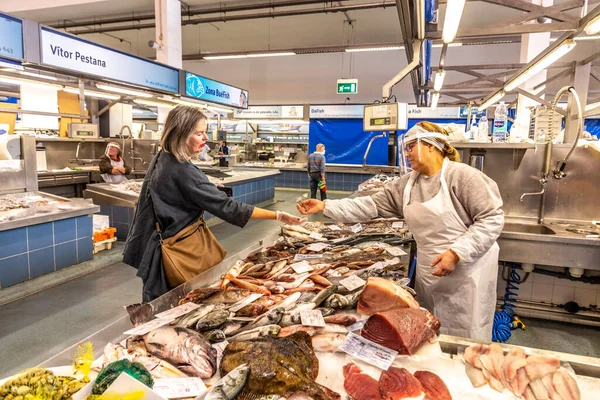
(274, 170, 373, 192)
(205, 177, 276, 220)
(98, 205, 134, 242)
(0, 215, 94, 289)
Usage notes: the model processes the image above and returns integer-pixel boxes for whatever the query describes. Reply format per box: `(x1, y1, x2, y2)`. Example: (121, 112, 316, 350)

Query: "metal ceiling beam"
(532, 66, 575, 90)
(395, 0, 421, 103)
(66, 1, 396, 34)
(433, 62, 574, 71)
(426, 22, 576, 39)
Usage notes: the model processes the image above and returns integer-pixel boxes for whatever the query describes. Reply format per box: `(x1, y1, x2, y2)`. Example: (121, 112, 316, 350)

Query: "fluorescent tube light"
(203, 55, 248, 60)
(575, 34, 600, 41)
(19, 71, 57, 81)
(62, 87, 120, 100)
(134, 98, 174, 108)
(442, 0, 467, 43)
(585, 101, 600, 112)
(431, 92, 440, 110)
(96, 84, 153, 98)
(479, 90, 505, 110)
(505, 40, 576, 91)
(432, 43, 463, 48)
(345, 46, 404, 52)
(0, 75, 61, 89)
(434, 70, 446, 91)
(170, 98, 208, 108)
(585, 14, 600, 35)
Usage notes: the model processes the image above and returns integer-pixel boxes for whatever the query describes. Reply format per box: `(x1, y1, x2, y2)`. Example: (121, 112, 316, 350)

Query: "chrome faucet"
(118, 125, 144, 171)
(520, 179, 547, 202)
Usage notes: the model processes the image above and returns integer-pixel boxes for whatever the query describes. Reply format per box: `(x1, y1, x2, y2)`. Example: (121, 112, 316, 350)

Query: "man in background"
(218, 140, 230, 167)
(307, 143, 327, 200)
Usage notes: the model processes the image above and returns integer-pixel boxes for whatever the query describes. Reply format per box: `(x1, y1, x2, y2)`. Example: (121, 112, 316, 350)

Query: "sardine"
(229, 325, 281, 342)
(196, 309, 230, 332)
(198, 364, 250, 400)
(144, 326, 217, 378)
(175, 304, 217, 328)
(201, 329, 227, 343)
(221, 260, 246, 290)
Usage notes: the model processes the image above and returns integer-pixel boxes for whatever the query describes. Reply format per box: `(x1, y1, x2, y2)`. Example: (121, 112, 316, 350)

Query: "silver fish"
(323, 290, 362, 309)
(196, 309, 230, 332)
(248, 307, 285, 329)
(279, 313, 302, 327)
(298, 292, 317, 303)
(289, 302, 316, 313)
(229, 325, 281, 342)
(272, 292, 302, 310)
(201, 329, 227, 343)
(197, 364, 250, 400)
(144, 326, 217, 378)
(267, 260, 289, 278)
(280, 273, 312, 289)
(312, 286, 338, 307)
(221, 321, 245, 336)
(174, 304, 216, 328)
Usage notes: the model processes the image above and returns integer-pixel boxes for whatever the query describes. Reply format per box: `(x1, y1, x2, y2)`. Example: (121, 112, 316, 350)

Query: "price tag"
(213, 341, 229, 369)
(300, 310, 326, 327)
(229, 293, 264, 312)
(306, 242, 330, 252)
(309, 232, 324, 240)
(291, 261, 314, 274)
(339, 274, 366, 291)
(351, 223, 363, 233)
(294, 253, 324, 261)
(392, 221, 405, 229)
(365, 261, 387, 271)
(328, 224, 342, 231)
(153, 378, 207, 399)
(154, 302, 201, 320)
(123, 317, 172, 336)
(338, 332, 398, 370)
(385, 247, 407, 257)
(347, 319, 368, 332)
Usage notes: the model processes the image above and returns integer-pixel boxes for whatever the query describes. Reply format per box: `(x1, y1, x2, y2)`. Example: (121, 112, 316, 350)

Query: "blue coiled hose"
(492, 263, 521, 343)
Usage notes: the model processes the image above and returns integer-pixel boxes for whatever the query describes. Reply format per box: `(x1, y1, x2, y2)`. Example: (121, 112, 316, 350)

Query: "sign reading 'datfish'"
(229, 293, 263, 312)
(154, 302, 201, 320)
(300, 310, 326, 327)
(185, 72, 249, 109)
(40, 28, 179, 93)
(338, 332, 398, 370)
(339, 274, 366, 291)
(123, 317, 173, 336)
(153, 378, 207, 399)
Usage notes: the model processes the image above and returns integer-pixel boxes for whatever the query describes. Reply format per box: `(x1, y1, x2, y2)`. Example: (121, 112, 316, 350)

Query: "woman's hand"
(430, 249, 460, 277)
(276, 211, 307, 225)
(297, 199, 325, 215)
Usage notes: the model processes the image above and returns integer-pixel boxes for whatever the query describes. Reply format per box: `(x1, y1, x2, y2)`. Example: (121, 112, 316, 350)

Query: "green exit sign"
(337, 79, 358, 94)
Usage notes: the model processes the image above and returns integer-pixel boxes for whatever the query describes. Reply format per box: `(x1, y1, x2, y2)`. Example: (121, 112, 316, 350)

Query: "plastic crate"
(93, 227, 117, 243)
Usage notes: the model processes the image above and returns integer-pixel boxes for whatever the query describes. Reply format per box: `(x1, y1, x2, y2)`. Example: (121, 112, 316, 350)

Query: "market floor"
(0, 189, 598, 378)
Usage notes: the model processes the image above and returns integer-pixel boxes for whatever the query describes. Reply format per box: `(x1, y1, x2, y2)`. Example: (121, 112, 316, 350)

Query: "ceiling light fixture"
(434, 70, 446, 91)
(134, 98, 174, 108)
(345, 46, 404, 52)
(204, 52, 296, 60)
(479, 90, 505, 110)
(19, 71, 58, 81)
(96, 84, 153, 98)
(442, 0, 467, 43)
(431, 92, 440, 110)
(432, 43, 463, 48)
(504, 39, 576, 91)
(62, 87, 120, 100)
(0, 75, 61, 89)
(584, 14, 600, 35)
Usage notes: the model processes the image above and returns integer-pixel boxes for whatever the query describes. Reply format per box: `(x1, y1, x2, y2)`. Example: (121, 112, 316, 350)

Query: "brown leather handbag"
(156, 214, 227, 288)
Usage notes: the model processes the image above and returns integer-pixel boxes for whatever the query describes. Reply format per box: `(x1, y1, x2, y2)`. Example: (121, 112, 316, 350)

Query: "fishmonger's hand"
(297, 199, 325, 215)
(430, 249, 460, 277)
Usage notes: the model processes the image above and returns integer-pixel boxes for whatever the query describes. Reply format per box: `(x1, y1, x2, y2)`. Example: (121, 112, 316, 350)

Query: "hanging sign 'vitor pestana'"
(40, 27, 179, 94)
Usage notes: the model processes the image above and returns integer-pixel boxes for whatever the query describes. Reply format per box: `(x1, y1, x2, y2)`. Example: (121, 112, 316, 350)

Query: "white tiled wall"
(496, 269, 600, 307)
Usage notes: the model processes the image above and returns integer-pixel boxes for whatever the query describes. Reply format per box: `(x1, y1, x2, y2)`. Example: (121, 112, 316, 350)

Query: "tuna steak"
(343, 363, 382, 400)
(357, 277, 419, 316)
(361, 308, 440, 355)
(413, 371, 452, 400)
(379, 367, 423, 400)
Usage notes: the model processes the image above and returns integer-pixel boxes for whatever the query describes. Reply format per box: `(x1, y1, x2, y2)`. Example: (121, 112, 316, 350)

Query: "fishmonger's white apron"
(101, 157, 127, 183)
(403, 158, 499, 340)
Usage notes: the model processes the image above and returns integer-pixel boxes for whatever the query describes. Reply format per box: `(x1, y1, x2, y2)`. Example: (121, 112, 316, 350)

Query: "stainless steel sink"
(503, 223, 556, 235)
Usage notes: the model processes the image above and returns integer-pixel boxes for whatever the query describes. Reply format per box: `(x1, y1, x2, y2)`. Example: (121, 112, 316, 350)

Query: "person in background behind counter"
(308, 143, 327, 200)
(199, 143, 211, 161)
(298, 122, 504, 340)
(218, 140, 229, 167)
(99, 142, 131, 183)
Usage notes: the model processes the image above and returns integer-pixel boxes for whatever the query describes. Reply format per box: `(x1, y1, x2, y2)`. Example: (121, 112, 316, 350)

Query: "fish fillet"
(379, 367, 424, 400)
(464, 363, 487, 388)
(357, 277, 419, 316)
(523, 386, 537, 400)
(479, 343, 505, 382)
(552, 368, 580, 400)
(542, 374, 563, 400)
(512, 367, 531, 397)
(503, 347, 527, 382)
(525, 356, 560, 381)
(530, 378, 550, 400)
(464, 344, 488, 369)
(343, 363, 383, 400)
(413, 370, 452, 400)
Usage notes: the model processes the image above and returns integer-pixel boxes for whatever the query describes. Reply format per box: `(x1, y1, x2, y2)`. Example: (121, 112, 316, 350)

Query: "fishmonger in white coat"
(298, 122, 504, 340)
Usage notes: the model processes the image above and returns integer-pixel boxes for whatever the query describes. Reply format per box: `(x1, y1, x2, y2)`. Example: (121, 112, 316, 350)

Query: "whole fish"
(201, 329, 227, 343)
(271, 292, 302, 310)
(243, 263, 265, 275)
(221, 321, 245, 336)
(280, 273, 313, 289)
(312, 286, 338, 307)
(273, 275, 296, 283)
(229, 325, 281, 342)
(317, 308, 337, 317)
(226, 274, 271, 296)
(279, 312, 302, 327)
(282, 224, 312, 235)
(203, 290, 253, 304)
(283, 286, 321, 295)
(267, 260, 289, 278)
(298, 292, 317, 304)
(323, 314, 357, 326)
(269, 285, 286, 294)
(323, 291, 362, 309)
(221, 260, 246, 290)
(309, 275, 332, 287)
(144, 326, 217, 378)
(239, 262, 256, 275)
(196, 309, 230, 331)
(175, 304, 217, 328)
(179, 288, 223, 306)
(290, 302, 317, 313)
(235, 303, 269, 318)
(279, 325, 318, 337)
(197, 364, 250, 400)
(247, 307, 285, 329)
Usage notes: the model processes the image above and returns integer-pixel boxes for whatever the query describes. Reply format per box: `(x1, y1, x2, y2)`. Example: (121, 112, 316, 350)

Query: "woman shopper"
(124, 106, 305, 302)
(297, 122, 504, 340)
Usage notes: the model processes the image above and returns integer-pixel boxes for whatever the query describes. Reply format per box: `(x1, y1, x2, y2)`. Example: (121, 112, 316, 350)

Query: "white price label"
(365, 261, 387, 271)
(309, 232, 324, 240)
(306, 242, 330, 252)
(229, 293, 264, 312)
(153, 378, 207, 399)
(154, 302, 201, 320)
(300, 310, 326, 327)
(123, 317, 172, 336)
(339, 274, 366, 291)
(291, 261, 314, 274)
(213, 341, 229, 369)
(385, 247, 407, 257)
(328, 224, 342, 231)
(392, 221, 404, 229)
(294, 253, 324, 261)
(351, 223, 363, 233)
(347, 319, 368, 332)
(338, 332, 398, 370)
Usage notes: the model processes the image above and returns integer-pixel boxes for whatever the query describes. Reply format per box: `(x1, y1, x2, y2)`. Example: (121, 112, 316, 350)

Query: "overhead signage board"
(185, 72, 249, 109)
(407, 105, 461, 119)
(337, 79, 358, 94)
(0, 13, 24, 60)
(40, 27, 179, 93)
(309, 105, 365, 119)
(233, 105, 303, 119)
